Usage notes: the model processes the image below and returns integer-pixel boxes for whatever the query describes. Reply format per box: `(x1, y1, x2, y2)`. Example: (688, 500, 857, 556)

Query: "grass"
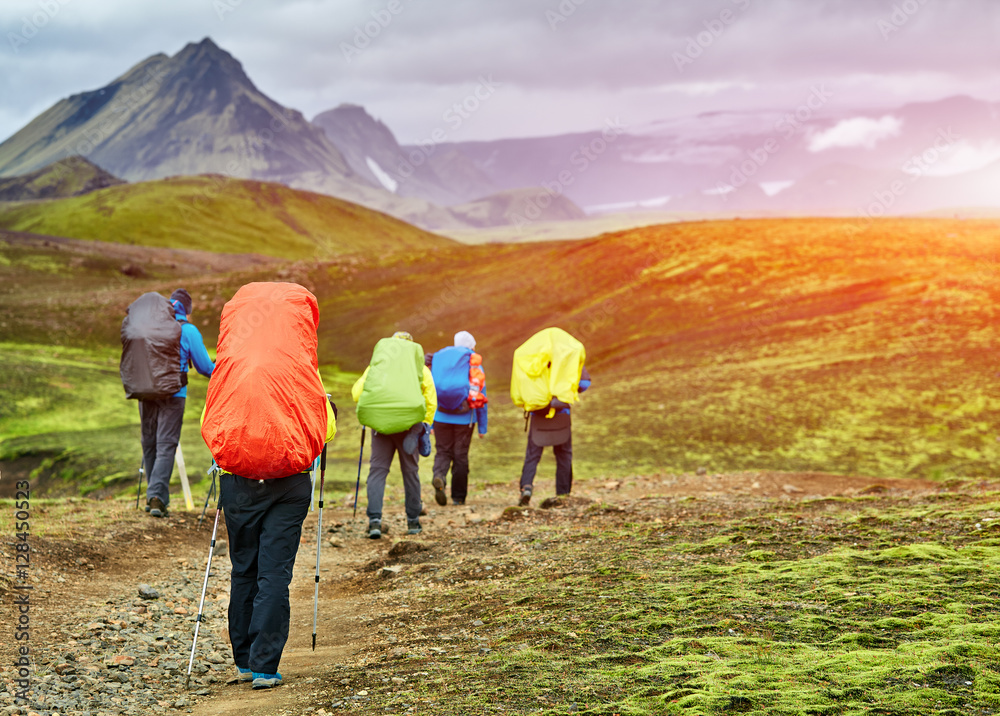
(0, 174, 450, 260)
(3, 214, 1000, 494)
(334, 488, 1000, 715)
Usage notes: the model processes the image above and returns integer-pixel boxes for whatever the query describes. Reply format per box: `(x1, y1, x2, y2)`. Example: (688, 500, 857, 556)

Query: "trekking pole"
(135, 460, 145, 510)
(185, 488, 223, 689)
(312, 444, 328, 651)
(353, 427, 366, 518)
(198, 465, 218, 528)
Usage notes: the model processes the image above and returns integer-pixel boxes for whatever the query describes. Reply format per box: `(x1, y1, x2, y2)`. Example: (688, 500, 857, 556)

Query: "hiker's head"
(170, 288, 193, 316)
(392, 331, 413, 341)
(454, 331, 476, 350)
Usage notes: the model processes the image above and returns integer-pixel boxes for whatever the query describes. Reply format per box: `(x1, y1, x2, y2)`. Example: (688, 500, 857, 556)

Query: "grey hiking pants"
(139, 396, 185, 508)
(366, 429, 423, 522)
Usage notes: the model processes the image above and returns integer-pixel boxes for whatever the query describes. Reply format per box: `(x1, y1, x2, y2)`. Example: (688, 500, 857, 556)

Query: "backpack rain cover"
(357, 337, 426, 434)
(510, 327, 586, 412)
(201, 282, 327, 479)
(432, 345, 473, 413)
(120, 292, 184, 400)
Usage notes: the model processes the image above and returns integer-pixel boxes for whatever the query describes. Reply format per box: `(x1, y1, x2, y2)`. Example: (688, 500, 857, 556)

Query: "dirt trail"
(1, 469, 961, 715)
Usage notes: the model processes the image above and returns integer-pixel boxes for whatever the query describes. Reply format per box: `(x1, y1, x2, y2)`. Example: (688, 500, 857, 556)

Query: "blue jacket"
(433, 385, 488, 434)
(173, 308, 215, 398)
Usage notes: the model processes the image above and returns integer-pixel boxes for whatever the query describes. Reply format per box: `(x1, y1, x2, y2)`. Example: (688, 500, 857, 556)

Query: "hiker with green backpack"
(353, 331, 437, 538)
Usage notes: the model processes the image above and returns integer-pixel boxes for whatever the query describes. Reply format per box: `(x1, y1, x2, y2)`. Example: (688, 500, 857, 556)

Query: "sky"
(1, 0, 998, 146)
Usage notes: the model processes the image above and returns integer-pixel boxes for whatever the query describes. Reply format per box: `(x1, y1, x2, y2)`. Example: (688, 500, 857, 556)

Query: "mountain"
(429, 96, 1000, 217)
(0, 173, 451, 260)
(0, 156, 123, 201)
(446, 187, 586, 229)
(312, 104, 497, 206)
(0, 39, 359, 186)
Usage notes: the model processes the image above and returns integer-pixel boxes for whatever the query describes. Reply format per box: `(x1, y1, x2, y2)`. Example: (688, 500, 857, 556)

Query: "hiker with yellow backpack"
(353, 331, 437, 538)
(510, 327, 591, 506)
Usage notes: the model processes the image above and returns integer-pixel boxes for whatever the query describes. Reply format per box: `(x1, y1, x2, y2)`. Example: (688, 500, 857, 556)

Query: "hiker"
(518, 366, 591, 505)
(121, 288, 214, 518)
(427, 330, 488, 506)
(353, 331, 437, 538)
(201, 282, 336, 689)
(509, 327, 589, 506)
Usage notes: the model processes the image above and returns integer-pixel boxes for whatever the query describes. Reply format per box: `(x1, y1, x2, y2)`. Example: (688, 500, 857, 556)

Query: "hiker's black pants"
(432, 422, 475, 501)
(520, 435, 573, 496)
(138, 396, 185, 508)
(221, 472, 311, 675)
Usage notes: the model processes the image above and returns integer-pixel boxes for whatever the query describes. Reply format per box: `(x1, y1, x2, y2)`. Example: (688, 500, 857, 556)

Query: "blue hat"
(170, 288, 192, 316)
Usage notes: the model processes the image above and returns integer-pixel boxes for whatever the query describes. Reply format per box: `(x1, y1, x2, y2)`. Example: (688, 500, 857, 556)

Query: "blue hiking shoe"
(236, 667, 252, 683)
(252, 672, 282, 689)
(418, 423, 432, 457)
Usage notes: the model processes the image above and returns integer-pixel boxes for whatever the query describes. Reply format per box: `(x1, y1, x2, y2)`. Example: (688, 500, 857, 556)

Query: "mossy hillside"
(3, 217, 1000, 492)
(0, 342, 365, 497)
(0, 174, 451, 260)
(347, 491, 1000, 715)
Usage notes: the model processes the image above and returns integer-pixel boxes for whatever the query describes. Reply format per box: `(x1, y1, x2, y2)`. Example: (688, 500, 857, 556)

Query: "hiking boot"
(407, 518, 422, 535)
(368, 519, 382, 540)
(236, 667, 253, 683)
(148, 497, 167, 518)
(518, 486, 532, 507)
(432, 476, 447, 506)
(252, 672, 282, 689)
(418, 424, 432, 457)
(452, 497, 465, 506)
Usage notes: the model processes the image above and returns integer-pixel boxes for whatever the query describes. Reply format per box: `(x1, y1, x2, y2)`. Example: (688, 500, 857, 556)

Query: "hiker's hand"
(478, 432, 486, 439)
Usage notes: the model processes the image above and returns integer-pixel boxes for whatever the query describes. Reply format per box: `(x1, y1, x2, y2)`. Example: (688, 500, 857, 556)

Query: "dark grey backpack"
(120, 292, 186, 400)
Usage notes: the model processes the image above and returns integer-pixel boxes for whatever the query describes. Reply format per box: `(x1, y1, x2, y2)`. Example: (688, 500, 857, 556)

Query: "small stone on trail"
(213, 539, 227, 556)
(473, 620, 484, 627)
(782, 484, 803, 494)
(696, 467, 708, 476)
(137, 584, 159, 600)
(381, 565, 402, 578)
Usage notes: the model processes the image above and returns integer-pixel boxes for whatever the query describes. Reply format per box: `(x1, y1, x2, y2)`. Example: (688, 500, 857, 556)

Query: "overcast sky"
(1, 0, 997, 145)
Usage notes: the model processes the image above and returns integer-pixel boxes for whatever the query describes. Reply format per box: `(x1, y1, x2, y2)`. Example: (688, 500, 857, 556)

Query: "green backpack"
(357, 337, 426, 434)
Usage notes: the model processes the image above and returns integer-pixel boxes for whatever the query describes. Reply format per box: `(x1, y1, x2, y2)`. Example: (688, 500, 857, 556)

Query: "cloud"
(808, 115, 903, 152)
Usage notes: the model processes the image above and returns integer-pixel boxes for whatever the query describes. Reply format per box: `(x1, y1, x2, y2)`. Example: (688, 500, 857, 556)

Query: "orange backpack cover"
(201, 282, 327, 479)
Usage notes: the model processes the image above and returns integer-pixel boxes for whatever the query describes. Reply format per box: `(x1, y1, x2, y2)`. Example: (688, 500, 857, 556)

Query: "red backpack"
(201, 282, 327, 479)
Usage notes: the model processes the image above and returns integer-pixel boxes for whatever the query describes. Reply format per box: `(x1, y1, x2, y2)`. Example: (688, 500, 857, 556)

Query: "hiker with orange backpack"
(353, 331, 437, 538)
(200, 282, 336, 689)
(120, 288, 215, 518)
(427, 330, 488, 506)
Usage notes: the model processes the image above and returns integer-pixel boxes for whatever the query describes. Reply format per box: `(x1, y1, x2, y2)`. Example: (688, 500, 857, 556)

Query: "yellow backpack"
(510, 327, 586, 413)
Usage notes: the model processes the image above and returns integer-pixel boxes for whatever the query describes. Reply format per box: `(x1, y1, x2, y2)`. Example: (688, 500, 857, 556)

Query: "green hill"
(2, 216, 999, 495)
(0, 156, 124, 201)
(0, 174, 451, 260)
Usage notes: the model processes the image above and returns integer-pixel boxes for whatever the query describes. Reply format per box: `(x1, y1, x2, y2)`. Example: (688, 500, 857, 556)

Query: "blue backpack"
(431, 346, 473, 414)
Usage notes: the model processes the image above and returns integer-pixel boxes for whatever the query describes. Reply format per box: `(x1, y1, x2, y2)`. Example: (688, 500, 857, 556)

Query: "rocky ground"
(0, 470, 952, 716)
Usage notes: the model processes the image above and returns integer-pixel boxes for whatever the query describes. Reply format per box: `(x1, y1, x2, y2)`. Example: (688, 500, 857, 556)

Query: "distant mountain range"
(2, 37, 998, 227)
